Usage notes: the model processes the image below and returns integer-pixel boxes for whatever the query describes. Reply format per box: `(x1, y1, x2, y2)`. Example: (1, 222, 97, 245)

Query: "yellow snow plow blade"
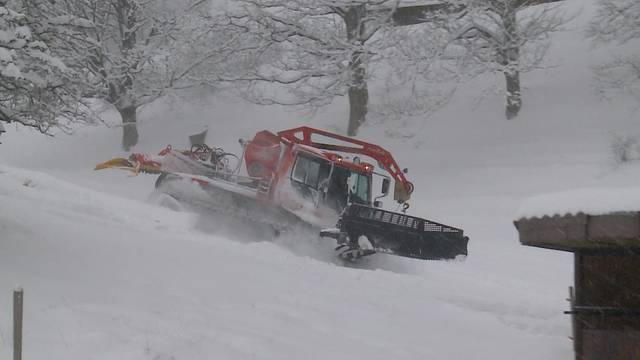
(95, 155, 163, 175)
(94, 157, 134, 171)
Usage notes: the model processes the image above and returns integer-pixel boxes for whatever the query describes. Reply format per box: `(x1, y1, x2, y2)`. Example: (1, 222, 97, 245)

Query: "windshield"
(325, 166, 370, 212)
(348, 169, 370, 204)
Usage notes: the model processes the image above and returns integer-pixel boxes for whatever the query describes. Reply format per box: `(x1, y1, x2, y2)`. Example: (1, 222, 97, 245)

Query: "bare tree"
(26, 0, 249, 150)
(452, 0, 565, 119)
(228, 0, 564, 134)
(0, 2, 90, 134)
(227, 0, 412, 136)
(587, 0, 640, 104)
(367, 12, 463, 125)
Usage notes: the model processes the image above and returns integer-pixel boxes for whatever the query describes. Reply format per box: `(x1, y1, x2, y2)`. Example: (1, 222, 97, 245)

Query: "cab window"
(291, 154, 330, 189)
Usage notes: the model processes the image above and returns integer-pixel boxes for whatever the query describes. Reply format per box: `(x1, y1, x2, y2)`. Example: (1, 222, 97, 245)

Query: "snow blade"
(327, 204, 469, 261)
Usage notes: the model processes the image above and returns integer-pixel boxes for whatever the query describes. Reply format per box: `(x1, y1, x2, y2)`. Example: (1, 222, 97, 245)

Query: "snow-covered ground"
(0, 163, 570, 359)
(1, 0, 639, 358)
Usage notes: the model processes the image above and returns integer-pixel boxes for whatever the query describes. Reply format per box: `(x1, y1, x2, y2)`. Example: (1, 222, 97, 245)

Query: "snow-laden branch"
(588, 0, 640, 105)
(0, 4, 93, 133)
(22, 0, 262, 148)
(223, 0, 403, 112)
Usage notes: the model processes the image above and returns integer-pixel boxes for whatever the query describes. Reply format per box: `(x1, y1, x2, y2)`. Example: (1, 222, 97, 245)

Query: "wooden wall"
(574, 253, 640, 360)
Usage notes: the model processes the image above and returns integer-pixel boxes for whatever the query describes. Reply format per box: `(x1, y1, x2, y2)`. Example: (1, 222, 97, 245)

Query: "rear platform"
(323, 204, 469, 261)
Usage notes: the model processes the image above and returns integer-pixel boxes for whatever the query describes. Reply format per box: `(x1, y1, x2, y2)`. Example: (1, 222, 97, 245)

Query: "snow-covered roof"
(516, 187, 640, 220)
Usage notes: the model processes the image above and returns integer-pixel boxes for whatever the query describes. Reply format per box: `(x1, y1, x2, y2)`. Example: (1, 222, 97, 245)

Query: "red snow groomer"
(95, 126, 468, 261)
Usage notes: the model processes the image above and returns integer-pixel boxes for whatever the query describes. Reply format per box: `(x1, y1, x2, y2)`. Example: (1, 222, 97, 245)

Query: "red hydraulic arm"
(277, 126, 414, 199)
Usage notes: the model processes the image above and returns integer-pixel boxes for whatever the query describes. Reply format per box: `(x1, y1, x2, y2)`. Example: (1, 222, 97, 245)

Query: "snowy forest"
(3, 0, 625, 144)
(1, 0, 639, 359)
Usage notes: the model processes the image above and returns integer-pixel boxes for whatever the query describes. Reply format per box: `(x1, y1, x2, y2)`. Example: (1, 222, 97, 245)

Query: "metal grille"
(349, 204, 461, 234)
(424, 222, 443, 232)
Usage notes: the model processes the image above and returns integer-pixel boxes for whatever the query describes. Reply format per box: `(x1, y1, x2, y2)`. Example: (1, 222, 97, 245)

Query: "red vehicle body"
(239, 127, 413, 219)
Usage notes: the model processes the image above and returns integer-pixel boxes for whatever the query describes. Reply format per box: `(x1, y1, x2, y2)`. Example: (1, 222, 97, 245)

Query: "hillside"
(1, 0, 638, 358)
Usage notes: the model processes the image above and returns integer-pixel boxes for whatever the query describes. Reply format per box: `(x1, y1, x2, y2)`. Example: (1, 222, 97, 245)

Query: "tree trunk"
(343, 5, 369, 136)
(502, 2, 521, 119)
(114, 0, 139, 150)
(118, 105, 138, 151)
(347, 74, 368, 136)
(504, 69, 521, 119)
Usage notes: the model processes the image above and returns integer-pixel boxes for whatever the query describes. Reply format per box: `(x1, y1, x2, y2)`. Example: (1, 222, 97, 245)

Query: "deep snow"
(1, 0, 639, 358)
(0, 164, 569, 359)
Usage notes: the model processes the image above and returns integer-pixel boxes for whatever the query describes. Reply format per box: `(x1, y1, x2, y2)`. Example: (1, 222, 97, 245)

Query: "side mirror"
(381, 178, 390, 194)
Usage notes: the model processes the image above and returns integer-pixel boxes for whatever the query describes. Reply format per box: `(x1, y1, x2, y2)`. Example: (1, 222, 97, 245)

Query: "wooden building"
(515, 212, 640, 360)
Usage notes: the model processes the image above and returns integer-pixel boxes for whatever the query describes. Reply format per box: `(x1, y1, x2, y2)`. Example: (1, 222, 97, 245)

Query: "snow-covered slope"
(0, 164, 568, 359)
(1, 0, 639, 358)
